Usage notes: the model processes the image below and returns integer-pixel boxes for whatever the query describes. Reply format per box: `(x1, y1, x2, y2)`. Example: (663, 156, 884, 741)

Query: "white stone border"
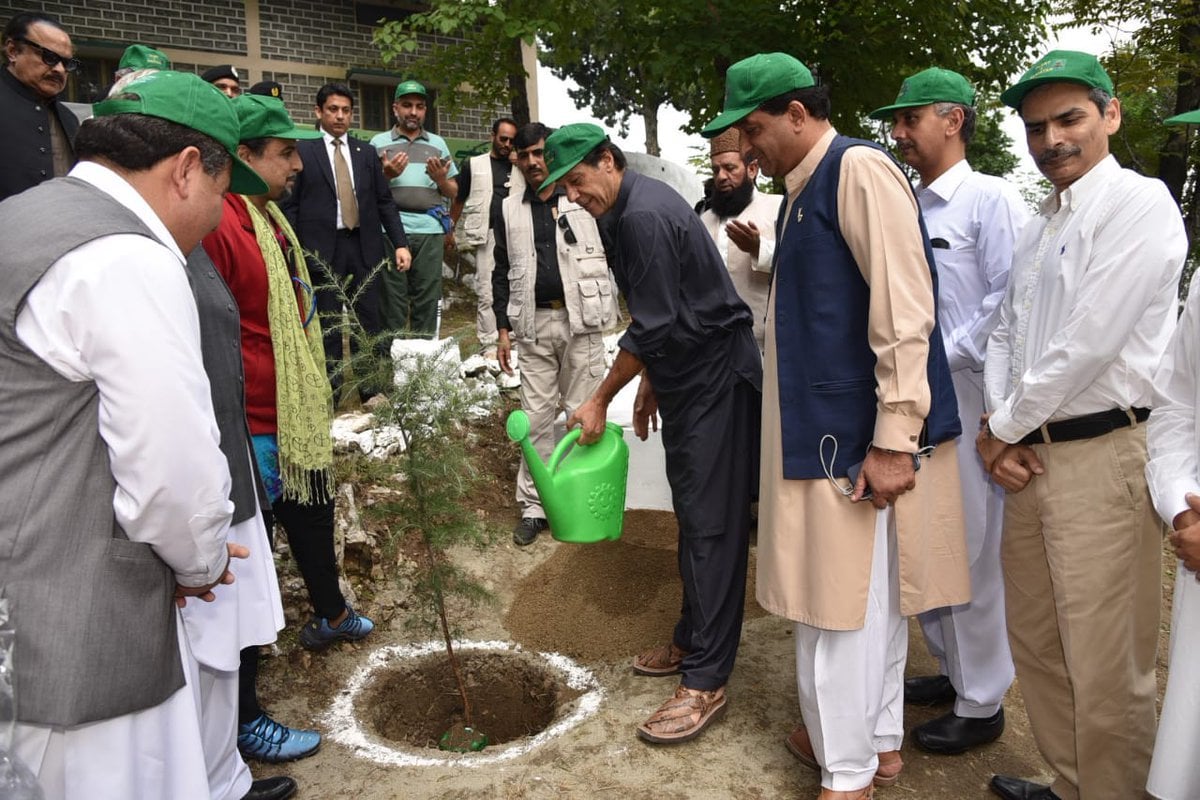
(324, 639, 605, 767)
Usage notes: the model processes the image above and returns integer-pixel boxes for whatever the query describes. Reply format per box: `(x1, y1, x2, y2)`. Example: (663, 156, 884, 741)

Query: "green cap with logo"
(394, 80, 427, 99)
(1001, 50, 1115, 110)
(232, 94, 323, 142)
(702, 52, 815, 137)
(868, 68, 975, 120)
(118, 44, 171, 72)
(539, 122, 608, 191)
(93, 70, 268, 195)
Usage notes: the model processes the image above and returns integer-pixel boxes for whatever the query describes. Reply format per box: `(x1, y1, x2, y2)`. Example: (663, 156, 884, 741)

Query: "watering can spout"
(504, 409, 629, 543)
(505, 410, 552, 492)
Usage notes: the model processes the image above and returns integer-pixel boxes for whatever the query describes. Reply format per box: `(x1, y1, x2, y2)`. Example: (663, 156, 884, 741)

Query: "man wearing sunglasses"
(491, 121, 617, 546)
(451, 117, 522, 359)
(0, 12, 80, 203)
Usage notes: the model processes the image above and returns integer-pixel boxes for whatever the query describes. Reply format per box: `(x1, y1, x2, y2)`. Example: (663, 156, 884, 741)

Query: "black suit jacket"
(0, 68, 80, 203)
(281, 133, 407, 275)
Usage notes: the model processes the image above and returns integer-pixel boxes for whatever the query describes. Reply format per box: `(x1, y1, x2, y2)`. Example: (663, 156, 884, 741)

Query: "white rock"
(497, 369, 522, 390)
(370, 425, 407, 459)
(460, 354, 490, 378)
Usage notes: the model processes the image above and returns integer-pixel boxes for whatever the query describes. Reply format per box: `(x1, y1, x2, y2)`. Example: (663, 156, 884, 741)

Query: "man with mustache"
(451, 117, 522, 357)
(0, 11, 79, 203)
(490, 122, 615, 545)
(371, 80, 457, 337)
(978, 51, 1187, 800)
(699, 127, 780, 349)
(705, 52, 968, 800)
(865, 67, 1028, 757)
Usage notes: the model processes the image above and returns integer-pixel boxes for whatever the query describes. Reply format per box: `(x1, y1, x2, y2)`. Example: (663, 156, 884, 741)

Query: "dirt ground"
(247, 286, 1174, 798)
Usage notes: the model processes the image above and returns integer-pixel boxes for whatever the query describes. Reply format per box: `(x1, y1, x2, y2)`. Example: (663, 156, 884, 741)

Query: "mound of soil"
(504, 509, 764, 662)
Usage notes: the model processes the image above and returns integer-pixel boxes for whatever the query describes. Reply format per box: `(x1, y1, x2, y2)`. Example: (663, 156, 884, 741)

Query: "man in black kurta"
(545, 123, 763, 745)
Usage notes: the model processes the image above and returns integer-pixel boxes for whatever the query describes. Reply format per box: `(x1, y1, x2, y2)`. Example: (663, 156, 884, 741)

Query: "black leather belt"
(1018, 407, 1150, 445)
(535, 299, 566, 310)
(336, 227, 359, 237)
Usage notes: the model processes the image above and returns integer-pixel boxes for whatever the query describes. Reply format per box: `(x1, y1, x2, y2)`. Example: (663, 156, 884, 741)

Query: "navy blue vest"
(774, 135, 960, 479)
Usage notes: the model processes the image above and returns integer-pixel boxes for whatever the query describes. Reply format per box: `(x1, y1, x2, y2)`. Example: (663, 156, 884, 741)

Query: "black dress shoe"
(242, 776, 298, 800)
(914, 708, 1004, 754)
(903, 674, 956, 706)
(990, 775, 1061, 800)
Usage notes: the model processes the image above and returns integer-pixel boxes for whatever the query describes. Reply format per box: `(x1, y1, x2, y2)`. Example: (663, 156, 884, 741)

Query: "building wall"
(0, 0, 525, 141)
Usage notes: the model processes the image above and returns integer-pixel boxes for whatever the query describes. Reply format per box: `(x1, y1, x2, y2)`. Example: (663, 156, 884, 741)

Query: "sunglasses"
(15, 36, 80, 72)
(557, 213, 577, 245)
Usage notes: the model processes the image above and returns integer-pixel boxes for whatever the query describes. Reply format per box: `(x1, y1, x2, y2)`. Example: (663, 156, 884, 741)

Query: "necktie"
(333, 138, 359, 230)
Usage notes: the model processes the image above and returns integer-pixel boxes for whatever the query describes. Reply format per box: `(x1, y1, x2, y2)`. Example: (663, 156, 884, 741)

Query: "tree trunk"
(642, 102, 660, 157)
(507, 38, 531, 126)
(1160, 15, 1200, 203)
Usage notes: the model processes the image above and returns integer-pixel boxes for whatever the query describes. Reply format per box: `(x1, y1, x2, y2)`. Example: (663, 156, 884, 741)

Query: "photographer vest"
(500, 191, 617, 343)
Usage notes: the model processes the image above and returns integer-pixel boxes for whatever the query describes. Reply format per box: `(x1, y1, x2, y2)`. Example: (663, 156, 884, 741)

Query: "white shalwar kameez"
(915, 159, 1027, 717)
(10, 162, 250, 800)
(1145, 274, 1200, 800)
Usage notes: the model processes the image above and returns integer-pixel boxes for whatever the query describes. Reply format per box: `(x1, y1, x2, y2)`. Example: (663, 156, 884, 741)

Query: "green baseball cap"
(118, 44, 171, 72)
(702, 52, 815, 137)
(394, 80, 427, 99)
(1001, 50, 1115, 110)
(867, 68, 975, 120)
(232, 94, 323, 142)
(93, 70, 268, 195)
(539, 122, 608, 191)
(1166, 109, 1200, 125)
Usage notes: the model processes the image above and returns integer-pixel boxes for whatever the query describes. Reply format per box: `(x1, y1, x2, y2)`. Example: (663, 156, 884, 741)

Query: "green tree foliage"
(374, 1, 1049, 152)
(969, 107, 1022, 178)
(372, 0, 558, 124)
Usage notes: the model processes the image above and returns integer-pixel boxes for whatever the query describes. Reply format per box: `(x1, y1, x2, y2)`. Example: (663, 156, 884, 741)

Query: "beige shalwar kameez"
(757, 129, 970, 630)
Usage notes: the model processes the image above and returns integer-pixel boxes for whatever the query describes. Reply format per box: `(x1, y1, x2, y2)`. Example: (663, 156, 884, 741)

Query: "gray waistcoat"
(185, 247, 267, 523)
(0, 177, 183, 726)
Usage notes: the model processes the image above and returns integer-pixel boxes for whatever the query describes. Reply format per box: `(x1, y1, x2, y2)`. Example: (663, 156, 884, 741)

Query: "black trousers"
(666, 378, 761, 691)
(239, 481, 346, 724)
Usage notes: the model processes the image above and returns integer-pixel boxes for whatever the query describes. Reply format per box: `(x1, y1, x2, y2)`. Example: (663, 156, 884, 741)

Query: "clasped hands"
(975, 413, 1044, 493)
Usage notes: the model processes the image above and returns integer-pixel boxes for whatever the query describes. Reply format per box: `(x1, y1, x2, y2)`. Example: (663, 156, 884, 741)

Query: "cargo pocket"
(577, 279, 603, 328)
(507, 265, 527, 329)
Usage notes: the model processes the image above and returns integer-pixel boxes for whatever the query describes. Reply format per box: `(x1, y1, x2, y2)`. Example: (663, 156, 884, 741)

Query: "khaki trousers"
(1001, 425, 1161, 800)
(473, 230, 498, 346)
(515, 307, 605, 517)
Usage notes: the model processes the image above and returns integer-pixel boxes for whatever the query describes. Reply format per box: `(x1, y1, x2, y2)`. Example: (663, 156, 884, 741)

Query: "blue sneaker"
(237, 713, 321, 763)
(298, 606, 375, 651)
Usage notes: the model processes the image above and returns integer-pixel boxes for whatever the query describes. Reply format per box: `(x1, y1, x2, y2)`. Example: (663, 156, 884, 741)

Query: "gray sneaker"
(513, 517, 548, 546)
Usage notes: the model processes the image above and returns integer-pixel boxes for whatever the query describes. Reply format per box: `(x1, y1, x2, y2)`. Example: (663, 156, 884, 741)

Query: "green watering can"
(505, 409, 629, 543)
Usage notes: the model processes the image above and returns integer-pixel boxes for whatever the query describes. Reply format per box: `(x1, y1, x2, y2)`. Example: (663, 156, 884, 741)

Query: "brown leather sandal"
(631, 642, 689, 676)
(785, 725, 903, 787)
(636, 685, 727, 744)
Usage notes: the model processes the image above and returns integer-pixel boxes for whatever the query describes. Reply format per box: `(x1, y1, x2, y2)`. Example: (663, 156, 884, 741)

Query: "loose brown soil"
(505, 510, 764, 663)
(359, 651, 569, 748)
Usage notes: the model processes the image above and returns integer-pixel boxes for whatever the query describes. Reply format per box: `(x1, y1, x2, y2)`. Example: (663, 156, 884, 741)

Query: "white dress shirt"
(984, 155, 1187, 443)
(1147, 275, 1200, 525)
(918, 159, 1029, 373)
(324, 130, 357, 230)
(15, 161, 232, 587)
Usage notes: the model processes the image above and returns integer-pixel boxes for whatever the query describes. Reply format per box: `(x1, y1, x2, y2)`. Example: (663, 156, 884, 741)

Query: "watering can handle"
(547, 426, 584, 474)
